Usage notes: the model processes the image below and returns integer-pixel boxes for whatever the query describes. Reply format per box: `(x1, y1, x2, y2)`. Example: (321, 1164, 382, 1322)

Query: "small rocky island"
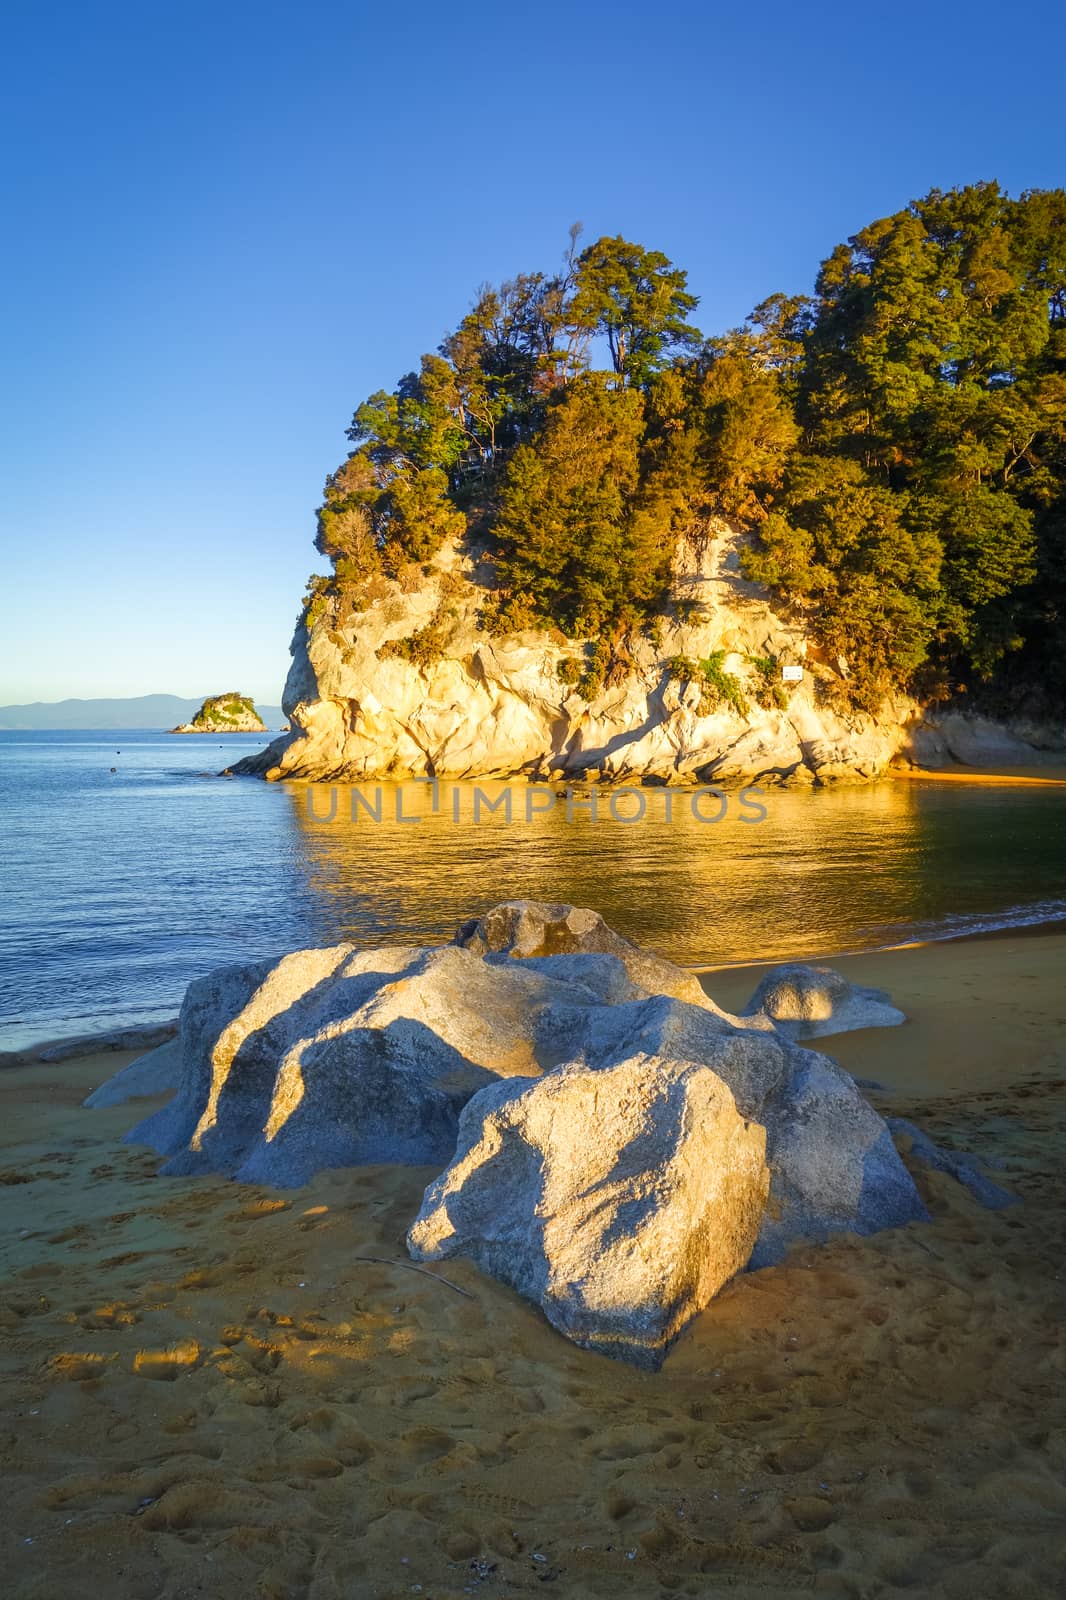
(170, 693, 266, 734)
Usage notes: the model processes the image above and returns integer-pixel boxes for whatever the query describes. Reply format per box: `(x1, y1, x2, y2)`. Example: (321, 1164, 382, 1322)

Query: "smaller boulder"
(888, 1118, 1017, 1210)
(742, 962, 905, 1039)
(83, 1038, 182, 1107)
(408, 1052, 770, 1369)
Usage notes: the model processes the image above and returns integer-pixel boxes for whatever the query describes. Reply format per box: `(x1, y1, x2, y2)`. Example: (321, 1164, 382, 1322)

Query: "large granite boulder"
(408, 1052, 770, 1368)
(108, 900, 997, 1366)
(575, 991, 926, 1263)
(408, 988, 928, 1321)
(121, 909, 925, 1245)
(743, 962, 906, 1038)
(126, 941, 661, 1186)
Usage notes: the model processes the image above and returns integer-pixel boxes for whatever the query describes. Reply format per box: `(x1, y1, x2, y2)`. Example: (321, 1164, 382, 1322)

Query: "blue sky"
(1, 0, 1063, 704)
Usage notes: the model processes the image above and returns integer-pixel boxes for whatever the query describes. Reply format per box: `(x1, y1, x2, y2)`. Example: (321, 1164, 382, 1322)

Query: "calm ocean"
(1, 729, 1065, 1050)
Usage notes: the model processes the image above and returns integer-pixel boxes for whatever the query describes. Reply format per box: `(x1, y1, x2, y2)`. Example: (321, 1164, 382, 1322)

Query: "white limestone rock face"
(407, 1053, 771, 1369)
(229, 525, 919, 786)
(743, 963, 907, 1039)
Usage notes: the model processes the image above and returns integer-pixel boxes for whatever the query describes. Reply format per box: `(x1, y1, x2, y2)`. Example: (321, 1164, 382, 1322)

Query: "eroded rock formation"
(408, 1053, 771, 1368)
(231, 526, 919, 785)
(108, 900, 1010, 1366)
(229, 527, 1066, 786)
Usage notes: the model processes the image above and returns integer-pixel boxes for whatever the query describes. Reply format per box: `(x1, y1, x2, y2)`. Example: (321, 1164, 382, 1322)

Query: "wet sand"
(2, 933, 1065, 1598)
(891, 767, 1066, 786)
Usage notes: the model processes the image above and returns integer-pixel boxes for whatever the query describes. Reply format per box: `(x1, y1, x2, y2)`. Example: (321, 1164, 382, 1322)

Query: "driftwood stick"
(352, 1255, 476, 1300)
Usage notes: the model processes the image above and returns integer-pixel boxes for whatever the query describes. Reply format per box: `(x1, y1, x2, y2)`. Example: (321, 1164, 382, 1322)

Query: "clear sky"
(1, 0, 1063, 704)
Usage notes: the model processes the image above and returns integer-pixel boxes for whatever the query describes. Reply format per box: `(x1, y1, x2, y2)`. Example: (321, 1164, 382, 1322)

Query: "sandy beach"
(2, 931, 1064, 1599)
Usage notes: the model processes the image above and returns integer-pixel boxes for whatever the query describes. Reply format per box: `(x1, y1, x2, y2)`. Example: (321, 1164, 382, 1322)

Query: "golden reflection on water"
(283, 778, 952, 966)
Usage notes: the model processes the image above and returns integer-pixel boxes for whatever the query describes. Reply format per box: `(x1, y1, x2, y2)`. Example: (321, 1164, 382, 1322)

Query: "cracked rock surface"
(108, 901, 1010, 1365)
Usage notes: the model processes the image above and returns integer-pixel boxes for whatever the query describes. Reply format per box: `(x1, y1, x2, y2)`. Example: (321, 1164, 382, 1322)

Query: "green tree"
(305, 195, 1066, 717)
(493, 374, 671, 633)
(694, 350, 800, 518)
(317, 354, 467, 573)
(440, 273, 567, 469)
(569, 237, 701, 387)
(752, 182, 1066, 698)
(744, 457, 943, 707)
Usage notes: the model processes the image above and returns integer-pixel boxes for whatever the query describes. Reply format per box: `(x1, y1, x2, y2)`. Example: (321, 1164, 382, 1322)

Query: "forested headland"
(309, 184, 1066, 717)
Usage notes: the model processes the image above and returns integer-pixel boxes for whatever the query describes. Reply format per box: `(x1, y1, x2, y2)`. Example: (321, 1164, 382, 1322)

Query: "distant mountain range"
(0, 694, 285, 730)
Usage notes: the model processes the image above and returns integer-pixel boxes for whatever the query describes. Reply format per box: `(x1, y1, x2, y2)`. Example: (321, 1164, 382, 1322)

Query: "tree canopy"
(312, 189, 1066, 713)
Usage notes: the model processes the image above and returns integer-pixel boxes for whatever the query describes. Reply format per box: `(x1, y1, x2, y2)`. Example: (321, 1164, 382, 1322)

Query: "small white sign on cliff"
(781, 665, 804, 683)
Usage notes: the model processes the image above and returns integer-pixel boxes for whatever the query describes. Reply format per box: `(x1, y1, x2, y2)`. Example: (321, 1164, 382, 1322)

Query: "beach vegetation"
(667, 653, 749, 717)
(748, 655, 791, 710)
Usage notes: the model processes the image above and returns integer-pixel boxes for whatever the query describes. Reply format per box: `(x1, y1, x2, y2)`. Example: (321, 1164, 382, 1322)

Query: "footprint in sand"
(766, 1440, 825, 1474)
(229, 1198, 292, 1223)
(132, 1339, 202, 1380)
(45, 1223, 90, 1244)
(44, 1352, 114, 1381)
(785, 1494, 837, 1532)
(291, 1456, 344, 1480)
(80, 1302, 141, 1329)
(177, 1266, 226, 1291)
(591, 1425, 688, 1461)
(396, 1426, 458, 1465)
(453, 1488, 533, 1519)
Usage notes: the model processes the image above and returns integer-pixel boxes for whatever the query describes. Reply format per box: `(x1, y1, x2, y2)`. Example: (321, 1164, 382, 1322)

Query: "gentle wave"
(702, 899, 1066, 972)
(890, 897, 1066, 945)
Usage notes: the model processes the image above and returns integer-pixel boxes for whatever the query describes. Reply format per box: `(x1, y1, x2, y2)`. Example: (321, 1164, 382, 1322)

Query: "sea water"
(1, 729, 1065, 1048)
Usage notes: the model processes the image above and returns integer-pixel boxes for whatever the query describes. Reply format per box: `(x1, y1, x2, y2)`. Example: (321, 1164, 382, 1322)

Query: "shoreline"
(249, 759, 1066, 788)
(702, 926, 1066, 1098)
(6, 912, 1066, 1065)
(891, 764, 1066, 786)
(695, 908, 1066, 974)
(0, 1019, 178, 1070)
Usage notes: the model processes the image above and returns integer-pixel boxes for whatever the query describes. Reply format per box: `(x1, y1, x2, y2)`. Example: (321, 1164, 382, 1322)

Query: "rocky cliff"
(232, 523, 1065, 785)
(172, 693, 267, 734)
